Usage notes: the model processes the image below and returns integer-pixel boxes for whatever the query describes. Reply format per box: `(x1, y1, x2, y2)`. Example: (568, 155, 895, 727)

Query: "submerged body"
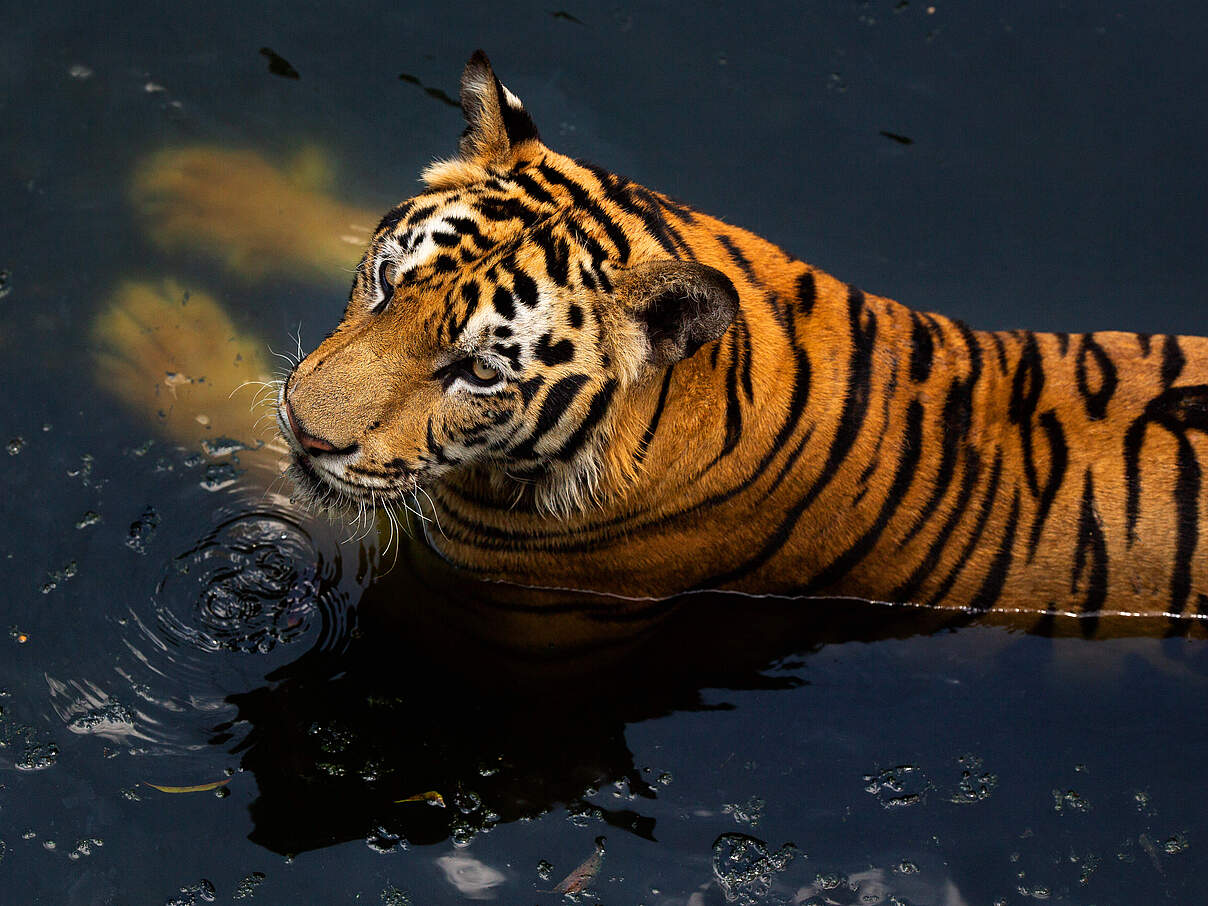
(95, 54, 1208, 642)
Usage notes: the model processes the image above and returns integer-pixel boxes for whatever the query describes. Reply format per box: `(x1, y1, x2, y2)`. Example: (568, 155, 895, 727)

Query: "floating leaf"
(395, 790, 445, 807)
(554, 836, 605, 895)
(143, 778, 230, 793)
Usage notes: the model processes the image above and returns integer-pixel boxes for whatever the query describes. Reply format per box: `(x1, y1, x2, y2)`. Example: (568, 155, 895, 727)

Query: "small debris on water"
(260, 47, 300, 80)
(552, 836, 606, 895)
(712, 833, 796, 904)
(42, 560, 78, 593)
(864, 764, 931, 808)
(200, 462, 239, 491)
(6, 436, 24, 455)
(143, 778, 230, 794)
(397, 72, 460, 109)
(126, 506, 161, 554)
(68, 64, 93, 79)
(395, 790, 445, 807)
(380, 884, 411, 906)
(1052, 788, 1091, 813)
(202, 436, 246, 457)
(232, 872, 267, 901)
(164, 372, 193, 396)
(75, 511, 102, 529)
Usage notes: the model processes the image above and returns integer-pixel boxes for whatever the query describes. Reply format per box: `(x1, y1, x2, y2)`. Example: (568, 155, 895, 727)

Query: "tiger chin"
(258, 50, 1208, 634)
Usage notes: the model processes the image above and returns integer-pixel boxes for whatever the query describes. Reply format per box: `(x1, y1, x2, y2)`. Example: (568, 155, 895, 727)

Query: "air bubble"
(380, 884, 411, 906)
(863, 764, 931, 808)
(711, 833, 797, 906)
(200, 462, 239, 491)
(202, 437, 247, 457)
(232, 872, 266, 901)
(365, 826, 405, 854)
(126, 506, 161, 554)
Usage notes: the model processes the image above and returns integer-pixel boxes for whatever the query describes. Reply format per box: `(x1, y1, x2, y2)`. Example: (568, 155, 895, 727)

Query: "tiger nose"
(283, 397, 357, 457)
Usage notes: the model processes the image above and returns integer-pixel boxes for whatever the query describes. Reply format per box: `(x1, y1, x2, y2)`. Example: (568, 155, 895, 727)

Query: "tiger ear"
(615, 261, 740, 366)
(457, 50, 541, 166)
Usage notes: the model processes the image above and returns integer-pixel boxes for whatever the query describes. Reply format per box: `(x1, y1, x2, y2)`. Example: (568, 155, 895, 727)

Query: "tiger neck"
(424, 221, 979, 600)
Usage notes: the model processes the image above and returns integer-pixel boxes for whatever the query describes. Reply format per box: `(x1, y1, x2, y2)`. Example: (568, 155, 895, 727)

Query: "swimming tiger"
(96, 52, 1208, 641)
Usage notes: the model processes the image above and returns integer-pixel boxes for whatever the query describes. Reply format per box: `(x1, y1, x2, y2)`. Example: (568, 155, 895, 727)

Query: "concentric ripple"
(153, 513, 339, 655)
(47, 497, 371, 756)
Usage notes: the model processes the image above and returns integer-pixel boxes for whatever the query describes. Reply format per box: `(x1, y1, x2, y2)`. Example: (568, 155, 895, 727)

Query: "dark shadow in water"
(217, 525, 1208, 856)
(218, 550, 984, 856)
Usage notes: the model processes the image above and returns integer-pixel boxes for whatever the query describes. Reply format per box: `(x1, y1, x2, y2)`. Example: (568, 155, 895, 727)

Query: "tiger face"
(279, 52, 738, 516)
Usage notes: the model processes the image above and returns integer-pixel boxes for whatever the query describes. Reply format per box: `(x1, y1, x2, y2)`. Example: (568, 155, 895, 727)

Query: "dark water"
(2, 2, 1208, 903)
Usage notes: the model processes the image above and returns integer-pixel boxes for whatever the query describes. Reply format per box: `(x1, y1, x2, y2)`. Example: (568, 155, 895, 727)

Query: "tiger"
(96, 52, 1208, 644)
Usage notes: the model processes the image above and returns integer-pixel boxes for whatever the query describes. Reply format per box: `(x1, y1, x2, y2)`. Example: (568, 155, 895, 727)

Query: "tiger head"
(279, 51, 738, 516)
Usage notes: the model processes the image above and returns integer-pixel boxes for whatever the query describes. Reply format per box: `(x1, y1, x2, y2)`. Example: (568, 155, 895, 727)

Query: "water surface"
(2, 1, 1207, 903)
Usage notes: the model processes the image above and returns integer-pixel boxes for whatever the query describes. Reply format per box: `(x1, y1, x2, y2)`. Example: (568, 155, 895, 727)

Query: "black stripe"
(796, 270, 817, 316)
(924, 450, 1004, 607)
(716, 234, 758, 285)
(475, 197, 540, 225)
(909, 312, 935, 384)
(901, 375, 972, 544)
(532, 223, 570, 286)
(535, 333, 575, 366)
(445, 216, 491, 250)
(1124, 385, 1208, 546)
(554, 379, 618, 462)
(1025, 410, 1069, 561)
(511, 269, 539, 307)
(738, 315, 755, 403)
(634, 367, 675, 467)
(405, 203, 437, 225)
(516, 374, 545, 405)
(967, 488, 1021, 613)
(791, 287, 878, 510)
(1075, 333, 1118, 420)
(491, 285, 515, 320)
(1071, 468, 1108, 638)
(447, 281, 480, 343)
(891, 449, 982, 603)
(989, 331, 1009, 374)
(1170, 433, 1200, 621)
(579, 164, 689, 260)
(698, 288, 876, 586)
(535, 162, 631, 262)
(508, 170, 556, 206)
(798, 399, 925, 593)
(1161, 334, 1186, 388)
(509, 374, 589, 460)
(704, 325, 744, 469)
(1055, 332, 1070, 356)
(374, 200, 414, 235)
(1008, 332, 1045, 497)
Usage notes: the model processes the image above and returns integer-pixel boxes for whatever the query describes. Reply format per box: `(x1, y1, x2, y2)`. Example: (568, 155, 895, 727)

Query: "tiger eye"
(472, 360, 499, 382)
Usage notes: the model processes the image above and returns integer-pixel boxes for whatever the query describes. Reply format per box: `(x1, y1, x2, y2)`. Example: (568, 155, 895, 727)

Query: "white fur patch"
(369, 202, 478, 309)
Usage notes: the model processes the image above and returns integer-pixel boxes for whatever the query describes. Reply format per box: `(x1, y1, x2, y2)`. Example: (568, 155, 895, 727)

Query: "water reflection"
(214, 530, 1022, 856)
